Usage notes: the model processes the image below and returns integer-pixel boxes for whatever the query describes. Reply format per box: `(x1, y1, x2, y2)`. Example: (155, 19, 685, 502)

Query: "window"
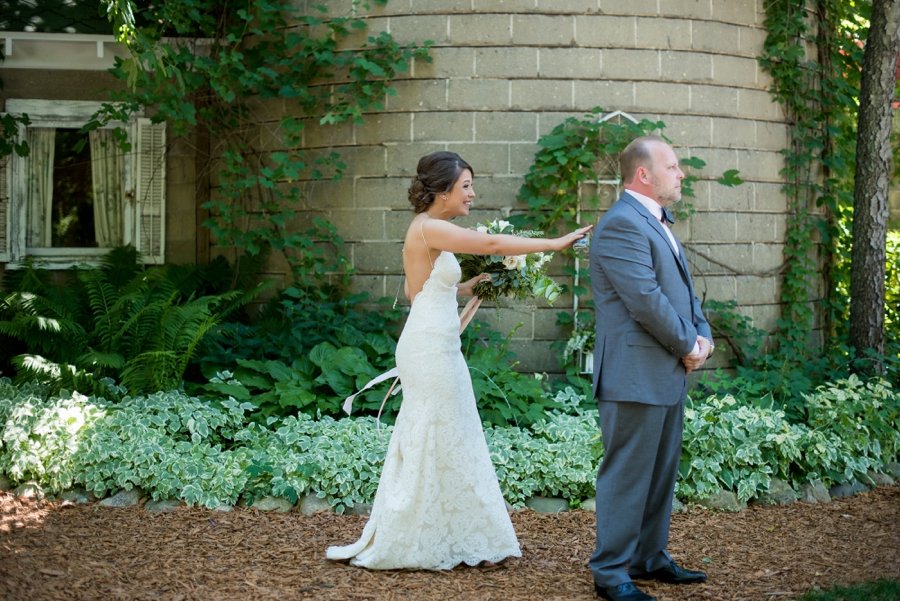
(0, 100, 166, 266)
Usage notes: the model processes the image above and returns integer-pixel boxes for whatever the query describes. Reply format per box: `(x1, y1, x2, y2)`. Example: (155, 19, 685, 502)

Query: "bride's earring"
(442, 195, 447, 199)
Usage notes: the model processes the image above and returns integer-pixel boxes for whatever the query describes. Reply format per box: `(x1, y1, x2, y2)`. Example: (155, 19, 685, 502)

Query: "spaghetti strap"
(420, 218, 435, 269)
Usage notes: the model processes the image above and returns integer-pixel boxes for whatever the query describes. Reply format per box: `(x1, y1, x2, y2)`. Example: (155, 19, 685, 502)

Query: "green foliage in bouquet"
(457, 220, 561, 305)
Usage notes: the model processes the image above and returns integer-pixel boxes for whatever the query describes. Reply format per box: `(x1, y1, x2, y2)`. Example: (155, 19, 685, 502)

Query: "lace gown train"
(326, 251, 521, 570)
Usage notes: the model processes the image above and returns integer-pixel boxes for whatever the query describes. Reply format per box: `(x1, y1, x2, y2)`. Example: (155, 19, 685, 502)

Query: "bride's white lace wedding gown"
(326, 250, 521, 570)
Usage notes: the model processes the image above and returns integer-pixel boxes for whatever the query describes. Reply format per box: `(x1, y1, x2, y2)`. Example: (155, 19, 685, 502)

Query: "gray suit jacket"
(589, 192, 710, 406)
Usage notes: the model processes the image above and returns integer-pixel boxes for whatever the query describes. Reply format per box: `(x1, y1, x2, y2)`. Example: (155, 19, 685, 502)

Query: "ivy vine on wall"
(758, 0, 866, 361)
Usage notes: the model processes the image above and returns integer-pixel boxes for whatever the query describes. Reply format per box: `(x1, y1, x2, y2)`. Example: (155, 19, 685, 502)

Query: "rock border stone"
(524, 496, 569, 514)
(145, 499, 183, 513)
(13, 481, 44, 499)
(828, 480, 869, 499)
(98, 487, 145, 507)
(697, 489, 746, 512)
(299, 493, 332, 515)
(251, 496, 294, 513)
(753, 477, 798, 506)
(799, 480, 831, 504)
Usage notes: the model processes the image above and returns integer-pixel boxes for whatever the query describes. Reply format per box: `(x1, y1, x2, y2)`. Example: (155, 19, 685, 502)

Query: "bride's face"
(441, 169, 475, 218)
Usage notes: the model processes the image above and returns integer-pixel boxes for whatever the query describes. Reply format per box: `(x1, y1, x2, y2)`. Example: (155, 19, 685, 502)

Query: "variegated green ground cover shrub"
(0, 380, 105, 492)
(799, 375, 900, 485)
(241, 413, 392, 514)
(0, 378, 897, 510)
(74, 392, 256, 508)
(679, 394, 805, 502)
(486, 409, 598, 506)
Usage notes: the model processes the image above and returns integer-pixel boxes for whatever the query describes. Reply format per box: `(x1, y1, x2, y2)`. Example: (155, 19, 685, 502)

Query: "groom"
(588, 136, 713, 601)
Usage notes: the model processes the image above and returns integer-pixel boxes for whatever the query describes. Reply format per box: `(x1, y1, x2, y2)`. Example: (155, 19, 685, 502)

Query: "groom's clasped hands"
(681, 335, 712, 375)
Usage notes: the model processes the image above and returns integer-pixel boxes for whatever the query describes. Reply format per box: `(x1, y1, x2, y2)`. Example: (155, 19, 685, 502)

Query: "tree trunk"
(849, 0, 900, 372)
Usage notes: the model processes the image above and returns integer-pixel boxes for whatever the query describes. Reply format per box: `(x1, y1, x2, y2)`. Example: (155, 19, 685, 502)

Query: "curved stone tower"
(266, 0, 791, 373)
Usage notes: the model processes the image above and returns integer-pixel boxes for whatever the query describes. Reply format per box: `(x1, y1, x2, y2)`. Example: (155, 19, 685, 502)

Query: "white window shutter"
(0, 154, 9, 262)
(133, 118, 166, 264)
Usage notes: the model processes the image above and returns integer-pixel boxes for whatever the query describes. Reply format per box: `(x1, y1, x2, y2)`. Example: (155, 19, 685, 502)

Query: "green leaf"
(716, 169, 743, 187)
(679, 156, 706, 170)
(309, 342, 337, 367)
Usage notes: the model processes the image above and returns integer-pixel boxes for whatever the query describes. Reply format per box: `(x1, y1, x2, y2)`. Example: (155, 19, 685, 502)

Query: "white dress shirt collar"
(624, 189, 664, 221)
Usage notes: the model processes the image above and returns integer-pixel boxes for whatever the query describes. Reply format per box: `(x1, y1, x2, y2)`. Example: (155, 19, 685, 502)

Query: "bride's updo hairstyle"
(407, 151, 474, 213)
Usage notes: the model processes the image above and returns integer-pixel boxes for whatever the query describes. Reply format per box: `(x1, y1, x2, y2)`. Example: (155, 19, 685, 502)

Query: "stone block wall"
(223, 0, 800, 374)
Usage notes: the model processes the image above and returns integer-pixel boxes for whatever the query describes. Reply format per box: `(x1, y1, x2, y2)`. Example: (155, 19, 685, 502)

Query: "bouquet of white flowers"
(457, 219, 562, 304)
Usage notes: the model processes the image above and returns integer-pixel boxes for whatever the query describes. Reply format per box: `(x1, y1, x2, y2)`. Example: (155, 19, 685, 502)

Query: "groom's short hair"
(620, 135, 668, 184)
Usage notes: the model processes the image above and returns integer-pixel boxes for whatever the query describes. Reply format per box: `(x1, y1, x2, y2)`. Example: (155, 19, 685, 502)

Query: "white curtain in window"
(90, 129, 124, 248)
(26, 128, 55, 247)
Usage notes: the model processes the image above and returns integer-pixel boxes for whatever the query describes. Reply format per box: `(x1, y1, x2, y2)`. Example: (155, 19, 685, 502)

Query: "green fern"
(0, 246, 259, 395)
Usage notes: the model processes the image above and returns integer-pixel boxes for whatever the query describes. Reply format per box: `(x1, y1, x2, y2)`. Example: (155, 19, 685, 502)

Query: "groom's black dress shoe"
(594, 582, 656, 601)
(631, 560, 707, 584)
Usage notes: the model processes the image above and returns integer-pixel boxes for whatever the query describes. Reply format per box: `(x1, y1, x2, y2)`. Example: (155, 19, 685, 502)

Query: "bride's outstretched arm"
(422, 219, 592, 255)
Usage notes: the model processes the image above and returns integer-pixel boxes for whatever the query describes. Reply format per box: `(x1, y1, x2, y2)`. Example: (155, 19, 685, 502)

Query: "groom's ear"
(635, 165, 651, 184)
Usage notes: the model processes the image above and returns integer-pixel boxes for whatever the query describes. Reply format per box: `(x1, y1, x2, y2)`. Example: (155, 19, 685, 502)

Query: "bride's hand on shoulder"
(552, 225, 593, 251)
(457, 273, 491, 297)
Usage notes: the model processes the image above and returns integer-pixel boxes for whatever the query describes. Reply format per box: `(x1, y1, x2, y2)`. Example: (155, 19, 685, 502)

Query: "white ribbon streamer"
(341, 295, 484, 436)
(341, 367, 400, 416)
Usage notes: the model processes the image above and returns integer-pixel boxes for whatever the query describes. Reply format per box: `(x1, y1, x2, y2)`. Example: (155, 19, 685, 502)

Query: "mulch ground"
(1, 487, 898, 601)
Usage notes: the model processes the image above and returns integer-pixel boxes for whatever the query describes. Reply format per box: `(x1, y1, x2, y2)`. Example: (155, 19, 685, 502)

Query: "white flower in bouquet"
(457, 220, 563, 305)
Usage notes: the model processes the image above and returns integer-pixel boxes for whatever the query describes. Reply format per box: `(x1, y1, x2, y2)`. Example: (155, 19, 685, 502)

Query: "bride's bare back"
(403, 215, 443, 302)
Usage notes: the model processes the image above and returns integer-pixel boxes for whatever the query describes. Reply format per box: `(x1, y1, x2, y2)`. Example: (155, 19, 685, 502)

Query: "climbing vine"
(514, 108, 705, 297)
(0, 46, 31, 162)
(758, 0, 866, 361)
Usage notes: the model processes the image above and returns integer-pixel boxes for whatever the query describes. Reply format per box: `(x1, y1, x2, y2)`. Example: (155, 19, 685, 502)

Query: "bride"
(326, 151, 592, 570)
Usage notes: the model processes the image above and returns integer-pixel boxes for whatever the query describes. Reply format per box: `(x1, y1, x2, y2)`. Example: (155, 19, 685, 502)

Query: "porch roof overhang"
(0, 31, 128, 71)
(0, 31, 213, 72)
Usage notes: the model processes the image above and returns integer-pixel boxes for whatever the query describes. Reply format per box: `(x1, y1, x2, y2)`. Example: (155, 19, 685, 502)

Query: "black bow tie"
(660, 208, 675, 225)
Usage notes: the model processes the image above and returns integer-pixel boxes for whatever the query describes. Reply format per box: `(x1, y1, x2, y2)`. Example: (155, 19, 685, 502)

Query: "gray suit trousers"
(589, 399, 684, 588)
